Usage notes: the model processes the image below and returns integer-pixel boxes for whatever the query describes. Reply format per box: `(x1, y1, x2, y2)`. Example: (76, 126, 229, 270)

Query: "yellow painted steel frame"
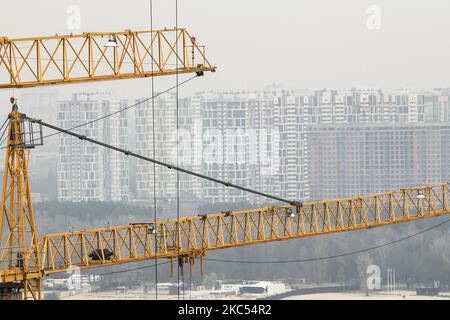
(0, 28, 215, 89)
(0, 107, 41, 300)
(7, 183, 450, 282)
(1, 113, 450, 300)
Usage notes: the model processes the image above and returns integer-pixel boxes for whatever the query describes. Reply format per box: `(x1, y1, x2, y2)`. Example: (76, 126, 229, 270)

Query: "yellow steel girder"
(0, 108, 42, 300)
(0, 28, 215, 89)
(11, 183, 447, 279)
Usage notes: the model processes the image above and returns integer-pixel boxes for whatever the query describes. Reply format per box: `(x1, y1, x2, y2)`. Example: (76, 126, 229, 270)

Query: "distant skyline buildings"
(199, 91, 284, 204)
(48, 86, 450, 204)
(307, 123, 450, 200)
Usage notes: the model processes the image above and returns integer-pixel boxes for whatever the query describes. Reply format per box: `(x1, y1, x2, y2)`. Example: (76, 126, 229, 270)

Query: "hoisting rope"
(27, 118, 303, 207)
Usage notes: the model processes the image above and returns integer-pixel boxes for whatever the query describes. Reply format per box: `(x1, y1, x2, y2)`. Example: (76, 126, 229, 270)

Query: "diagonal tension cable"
(27, 118, 303, 207)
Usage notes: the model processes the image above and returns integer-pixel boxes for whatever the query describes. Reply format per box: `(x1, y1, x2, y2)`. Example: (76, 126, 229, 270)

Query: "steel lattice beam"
(0, 28, 215, 89)
(1, 183, 447, 284)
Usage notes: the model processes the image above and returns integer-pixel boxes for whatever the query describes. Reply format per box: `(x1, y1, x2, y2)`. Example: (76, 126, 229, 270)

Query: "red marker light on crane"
(190, 36, 196, 45)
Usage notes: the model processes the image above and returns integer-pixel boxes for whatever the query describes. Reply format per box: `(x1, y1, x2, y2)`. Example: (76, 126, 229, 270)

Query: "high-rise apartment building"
(57, 93, 129, 202)
(277, 91, 309, 201)
(299, 88, 426, 125)
(200, 91, 285, 204)
(307, 123, 450, 200)
(133, 91, 293, 205)
(54, 87, 450, 204)
(134, 93, 201, 202)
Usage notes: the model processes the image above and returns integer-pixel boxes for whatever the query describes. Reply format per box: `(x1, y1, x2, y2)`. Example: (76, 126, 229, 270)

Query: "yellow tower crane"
(0, 101, 42, 299)
(0, 29, 449, 300)
(0, 27, 214, 300)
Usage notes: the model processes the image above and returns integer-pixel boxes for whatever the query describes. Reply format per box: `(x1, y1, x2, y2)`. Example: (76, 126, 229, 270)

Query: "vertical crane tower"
(0, 99, 43, 299)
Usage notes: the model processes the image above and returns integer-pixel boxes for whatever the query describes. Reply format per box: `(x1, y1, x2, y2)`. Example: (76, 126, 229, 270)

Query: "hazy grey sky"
(1, 0, 450, 103)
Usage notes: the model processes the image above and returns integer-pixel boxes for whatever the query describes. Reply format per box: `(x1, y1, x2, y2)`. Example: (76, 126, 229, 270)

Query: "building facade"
(57, 93, 129, 202)
(54, 87, 450, 204)
(307, 123, 450, 200)
(299, 88, 426, 125)
(134, 93, 202, 202)
(200, 91, 286, 204)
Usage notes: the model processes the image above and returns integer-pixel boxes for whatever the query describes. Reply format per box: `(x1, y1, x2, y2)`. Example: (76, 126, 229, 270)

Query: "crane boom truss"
(0, 28, 215, 89)
(1, 183, 448, 283)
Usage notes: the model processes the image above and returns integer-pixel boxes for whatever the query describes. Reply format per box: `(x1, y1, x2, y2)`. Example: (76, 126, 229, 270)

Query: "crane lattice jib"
(1, 183, 448, 283)
(0, 28, 215, 89)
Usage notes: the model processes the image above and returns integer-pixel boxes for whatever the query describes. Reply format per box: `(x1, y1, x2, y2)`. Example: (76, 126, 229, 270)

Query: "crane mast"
(0, 103, 43, 299)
